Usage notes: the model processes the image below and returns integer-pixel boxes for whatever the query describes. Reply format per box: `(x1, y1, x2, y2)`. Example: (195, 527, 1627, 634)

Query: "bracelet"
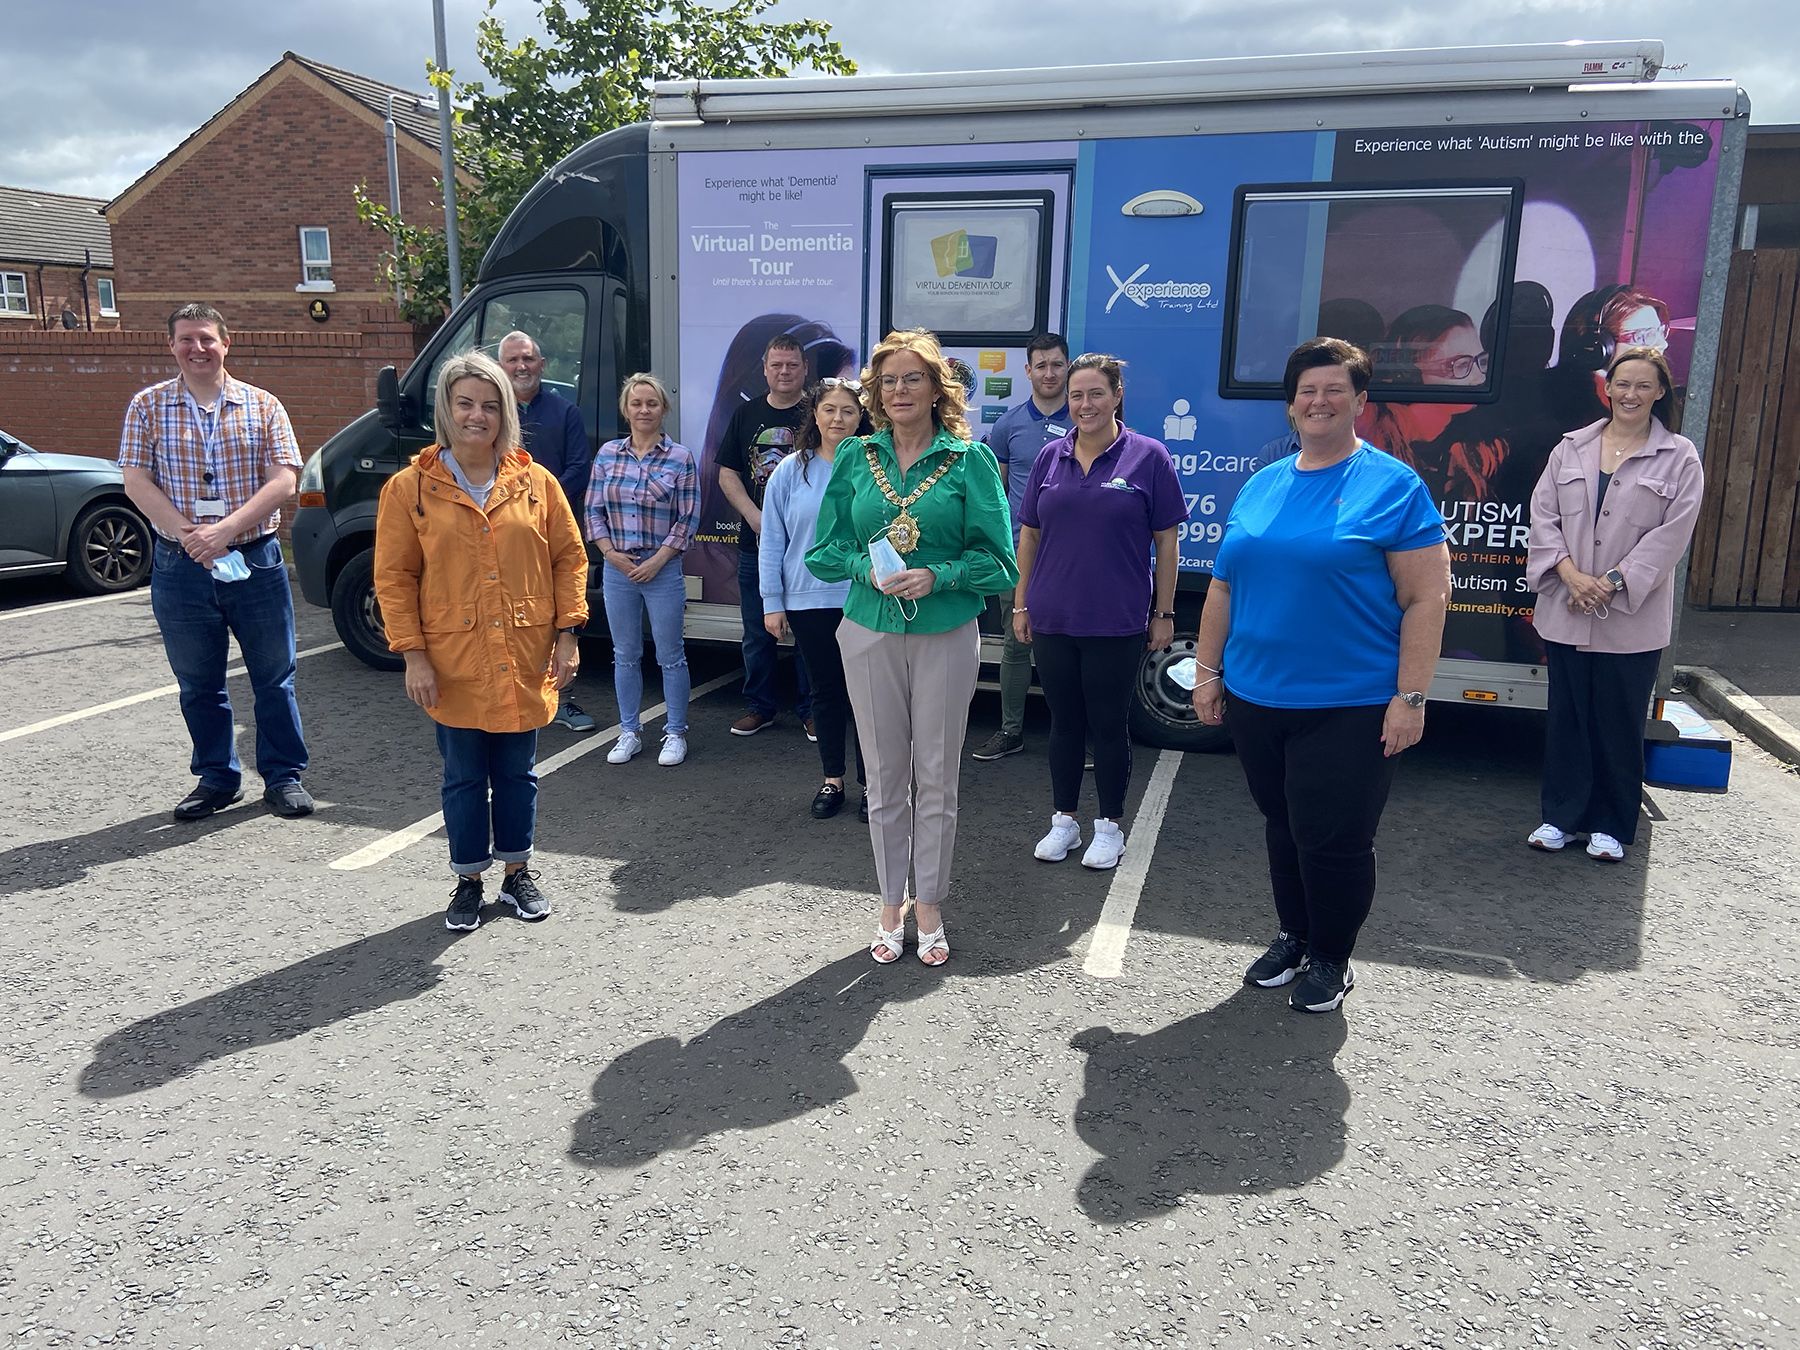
(1153, 610, 1176, 620)
(1013, 605, 1027, 613)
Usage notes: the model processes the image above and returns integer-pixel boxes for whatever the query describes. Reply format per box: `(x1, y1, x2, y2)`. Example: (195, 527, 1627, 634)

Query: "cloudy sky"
(2, 0, 1788, 199)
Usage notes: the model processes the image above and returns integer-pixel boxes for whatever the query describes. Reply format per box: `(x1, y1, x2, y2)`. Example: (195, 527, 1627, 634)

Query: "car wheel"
(1129, 633, 1233, 753)
(330, 547, 403, 672)
(67, 502, 152, 594)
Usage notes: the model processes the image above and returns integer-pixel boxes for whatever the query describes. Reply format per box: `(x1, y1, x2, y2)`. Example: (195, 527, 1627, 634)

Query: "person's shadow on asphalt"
(1068, 985, 1349, 1222)
(0, 806, 272, 898)
(567, 915, 1083, 1168)
(77, 914, 459, 1098)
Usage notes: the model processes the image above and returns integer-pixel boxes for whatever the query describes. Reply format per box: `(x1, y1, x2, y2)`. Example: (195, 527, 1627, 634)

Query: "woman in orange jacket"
(373, 350, 590, 931)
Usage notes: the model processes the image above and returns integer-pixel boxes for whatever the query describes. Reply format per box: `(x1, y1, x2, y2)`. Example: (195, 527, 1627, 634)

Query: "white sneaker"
(606, 731, 642, 764)
(1586, 831, 1624, 861)
(1034, 812, 1082, 862)
(1526, 823, 1568, 851)
(658, 733, 687, 766)
(1081, 819, 1126, 870)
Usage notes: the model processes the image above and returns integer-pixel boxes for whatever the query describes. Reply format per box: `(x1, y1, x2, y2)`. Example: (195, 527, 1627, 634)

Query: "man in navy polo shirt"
(971, 333, 1069, 761)
(501, 328, 597, 732)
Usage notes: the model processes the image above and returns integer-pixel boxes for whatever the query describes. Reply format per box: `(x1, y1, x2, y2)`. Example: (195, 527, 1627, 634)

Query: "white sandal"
(870, 918, 904, 964)
(916, 924, 949, 967)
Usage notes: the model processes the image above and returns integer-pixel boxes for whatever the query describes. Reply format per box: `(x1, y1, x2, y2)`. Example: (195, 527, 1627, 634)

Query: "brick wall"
(0, 262, 119, 331)
(0, 305, 416, 461)
(109, 68, 444, 332)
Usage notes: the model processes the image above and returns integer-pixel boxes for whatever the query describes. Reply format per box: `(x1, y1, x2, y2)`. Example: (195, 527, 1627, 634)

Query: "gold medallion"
(886, 511, 922, 554)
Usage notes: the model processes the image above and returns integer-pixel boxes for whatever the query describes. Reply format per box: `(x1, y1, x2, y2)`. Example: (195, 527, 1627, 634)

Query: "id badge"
(194, 496, 228, 519)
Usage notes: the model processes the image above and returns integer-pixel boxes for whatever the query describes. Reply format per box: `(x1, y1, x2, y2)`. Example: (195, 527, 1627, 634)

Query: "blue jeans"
(435, 724, 538, 876)
(150, 534, 307, 792)
(602, 560, 690, 734)
(738, 547, 811, 718)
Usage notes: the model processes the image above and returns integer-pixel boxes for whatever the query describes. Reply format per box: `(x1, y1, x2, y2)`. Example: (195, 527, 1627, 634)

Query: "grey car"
(0, 427, 152, 593)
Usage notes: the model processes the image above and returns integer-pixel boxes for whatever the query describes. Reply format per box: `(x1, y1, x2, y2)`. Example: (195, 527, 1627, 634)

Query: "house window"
(97, 277, 118, 316)
(299, 227, 334, 289)
(1, 271, 28, 315)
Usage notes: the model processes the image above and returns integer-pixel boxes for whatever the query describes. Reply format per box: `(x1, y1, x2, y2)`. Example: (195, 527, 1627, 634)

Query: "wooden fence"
(1688, 248, 1800, 608)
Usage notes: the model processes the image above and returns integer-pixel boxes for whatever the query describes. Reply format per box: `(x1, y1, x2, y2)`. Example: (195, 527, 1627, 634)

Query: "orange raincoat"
(373, 446, 589, 732)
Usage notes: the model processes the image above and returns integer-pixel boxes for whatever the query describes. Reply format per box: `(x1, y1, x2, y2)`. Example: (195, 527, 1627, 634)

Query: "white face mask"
(867, 530, 917, 622)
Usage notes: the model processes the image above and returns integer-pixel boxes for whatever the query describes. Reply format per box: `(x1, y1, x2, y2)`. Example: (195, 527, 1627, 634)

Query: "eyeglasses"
(877, 372, 930, 391)
(1416, 352, 1490, 380)
(818, 377, 863, 394)
(1617, 326, 1669, 350)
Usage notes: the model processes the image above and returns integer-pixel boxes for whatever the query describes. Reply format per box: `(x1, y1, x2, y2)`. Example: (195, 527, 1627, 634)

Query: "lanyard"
(180, 384, 228, 485)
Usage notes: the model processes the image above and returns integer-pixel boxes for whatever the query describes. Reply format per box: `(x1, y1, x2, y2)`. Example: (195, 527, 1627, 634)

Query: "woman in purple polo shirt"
(1012, 353, 1186, 870)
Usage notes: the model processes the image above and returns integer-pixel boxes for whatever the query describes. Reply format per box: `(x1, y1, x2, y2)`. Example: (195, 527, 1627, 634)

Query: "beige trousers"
(836, 617, 981, 909)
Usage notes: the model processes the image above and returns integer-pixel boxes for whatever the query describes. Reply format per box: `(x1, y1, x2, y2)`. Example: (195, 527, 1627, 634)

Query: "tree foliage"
(359, 0, 856, 324)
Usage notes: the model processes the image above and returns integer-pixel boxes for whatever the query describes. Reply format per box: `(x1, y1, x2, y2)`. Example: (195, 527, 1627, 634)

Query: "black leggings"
(1541, 641, 1659, 844)
(786, 607, 865, 785)
(1032, 631, 1142, 820)
(1226, 695, 1399, 962)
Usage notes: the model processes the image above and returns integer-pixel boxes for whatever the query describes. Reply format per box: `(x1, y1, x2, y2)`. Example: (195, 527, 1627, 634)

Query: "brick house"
(0, 185, 119, 331)
(104, 52, 470, 332)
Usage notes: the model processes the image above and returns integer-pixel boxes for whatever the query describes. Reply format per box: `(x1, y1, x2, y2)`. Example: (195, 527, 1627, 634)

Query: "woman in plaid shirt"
(586, 374, 701, 767)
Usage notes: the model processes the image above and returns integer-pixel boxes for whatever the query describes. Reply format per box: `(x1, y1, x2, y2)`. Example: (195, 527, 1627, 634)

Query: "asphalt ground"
(2, 578, 1796, 1349)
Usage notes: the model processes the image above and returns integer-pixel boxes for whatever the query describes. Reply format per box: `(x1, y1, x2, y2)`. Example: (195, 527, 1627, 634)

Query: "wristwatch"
(1397, 690, 1427, 708)
(1153, 610, 1176, 620)
(1604, 568, 1625, 592)
(557, 626, 582, 636)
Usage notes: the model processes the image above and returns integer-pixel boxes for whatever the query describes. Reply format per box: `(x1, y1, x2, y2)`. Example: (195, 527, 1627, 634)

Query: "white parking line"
(327, 670, 740, 871)
(1083, 749, 1184, 979)
(0, 590, 145, 623)
(0, 642, 344, 743)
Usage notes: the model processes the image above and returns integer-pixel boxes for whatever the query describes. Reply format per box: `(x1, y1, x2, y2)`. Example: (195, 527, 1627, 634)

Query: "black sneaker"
(971, 730, 1023, 761)
(1290, 958, 1355, 1013)
(1244, 931, 1309, 987)
(263, 780, 315, 817)
(501, 868, 551, 921)
(173, 783, 244, 821)
(445, 875, 483, 931)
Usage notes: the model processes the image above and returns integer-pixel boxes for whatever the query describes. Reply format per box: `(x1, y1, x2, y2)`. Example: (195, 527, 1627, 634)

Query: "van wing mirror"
(376, 365, 413, 431)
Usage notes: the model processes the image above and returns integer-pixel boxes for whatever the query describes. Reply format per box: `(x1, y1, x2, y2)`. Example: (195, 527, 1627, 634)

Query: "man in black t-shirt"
(716, 334, 813, 735)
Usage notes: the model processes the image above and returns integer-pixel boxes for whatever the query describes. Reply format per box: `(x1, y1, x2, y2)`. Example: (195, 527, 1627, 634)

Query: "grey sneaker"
(553, 695, 597, 733)
(445, 875, 483, 931)
(971, 730, 1024, 761)
(500, 868, 551, 921)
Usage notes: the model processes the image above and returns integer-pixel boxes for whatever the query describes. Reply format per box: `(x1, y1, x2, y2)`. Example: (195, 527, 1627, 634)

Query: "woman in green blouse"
(807, 328, 1018, 967)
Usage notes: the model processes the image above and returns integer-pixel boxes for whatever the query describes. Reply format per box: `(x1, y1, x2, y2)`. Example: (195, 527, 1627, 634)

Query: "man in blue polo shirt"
(971, 333, 1069, 761)
(501, 328, 597, 732)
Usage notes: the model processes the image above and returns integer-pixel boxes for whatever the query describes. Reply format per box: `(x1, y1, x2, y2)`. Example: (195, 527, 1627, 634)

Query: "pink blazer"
(1527, 417, 1703, 654)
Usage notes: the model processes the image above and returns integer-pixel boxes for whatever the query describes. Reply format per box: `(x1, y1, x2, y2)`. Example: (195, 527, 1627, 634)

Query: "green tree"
(358, 0, 856, 324)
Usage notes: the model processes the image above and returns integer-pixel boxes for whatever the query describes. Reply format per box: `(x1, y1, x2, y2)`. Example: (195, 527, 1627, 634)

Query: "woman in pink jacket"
(1524, 345, 1703, 862)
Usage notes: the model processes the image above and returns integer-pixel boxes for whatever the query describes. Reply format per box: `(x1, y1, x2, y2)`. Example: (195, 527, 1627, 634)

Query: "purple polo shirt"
(1020, 427, 1188, 636)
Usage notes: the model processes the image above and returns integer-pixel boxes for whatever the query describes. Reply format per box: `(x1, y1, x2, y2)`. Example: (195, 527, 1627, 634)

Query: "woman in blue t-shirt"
(1192, 337, 1450, 1014)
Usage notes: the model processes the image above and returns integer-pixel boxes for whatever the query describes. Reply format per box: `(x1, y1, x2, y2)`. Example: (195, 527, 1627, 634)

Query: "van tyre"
(67, 501, 151, 594)
(1130, 634, 1233, 754)
(331, 547, 404, 672)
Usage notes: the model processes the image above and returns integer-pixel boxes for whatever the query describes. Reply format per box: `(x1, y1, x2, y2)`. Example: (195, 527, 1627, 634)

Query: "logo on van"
(1104, 263, 1214, 313)
(932, 228, 998, 279)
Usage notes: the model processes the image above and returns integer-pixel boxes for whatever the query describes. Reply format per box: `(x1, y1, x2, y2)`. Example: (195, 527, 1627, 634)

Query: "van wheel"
(331, 548, 403, 671)
(1130, 635, 1233, 753)
(67, 502, 152, 594)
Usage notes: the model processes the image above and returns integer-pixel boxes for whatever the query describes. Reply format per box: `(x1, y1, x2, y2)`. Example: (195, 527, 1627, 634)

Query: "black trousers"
(1033, 631, 1142, 820)
(787, 607, 865, 785)
(1541, 641, 1659, 845)
(1226, 696, 1398, 962)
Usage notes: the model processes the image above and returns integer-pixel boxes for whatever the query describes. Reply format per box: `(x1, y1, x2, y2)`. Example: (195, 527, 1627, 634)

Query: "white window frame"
(96, 276, 118, 316)
(297, 227, 335, 292)
(1, 270, 29, 316)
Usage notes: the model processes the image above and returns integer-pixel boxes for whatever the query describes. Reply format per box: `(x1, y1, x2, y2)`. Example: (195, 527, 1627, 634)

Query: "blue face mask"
(209, 549, 251, 582)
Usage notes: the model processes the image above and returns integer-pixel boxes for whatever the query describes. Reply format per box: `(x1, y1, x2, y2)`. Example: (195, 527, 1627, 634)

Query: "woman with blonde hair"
(807, 330, 1017, 966)
(586, 372, 701, 767)
(374, 350, 589, 932)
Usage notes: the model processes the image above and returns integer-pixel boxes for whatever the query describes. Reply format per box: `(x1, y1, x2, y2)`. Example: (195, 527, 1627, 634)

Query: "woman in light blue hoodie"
(760, 378, 870, 819)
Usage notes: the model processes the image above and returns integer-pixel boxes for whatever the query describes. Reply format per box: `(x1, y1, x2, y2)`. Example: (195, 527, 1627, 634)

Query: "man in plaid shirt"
(120, 302, 314, 821)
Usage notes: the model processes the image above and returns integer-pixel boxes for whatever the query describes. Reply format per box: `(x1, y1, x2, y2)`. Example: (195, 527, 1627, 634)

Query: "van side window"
(1221, 182, 1523, 403)
(418, 288, 588, 431)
